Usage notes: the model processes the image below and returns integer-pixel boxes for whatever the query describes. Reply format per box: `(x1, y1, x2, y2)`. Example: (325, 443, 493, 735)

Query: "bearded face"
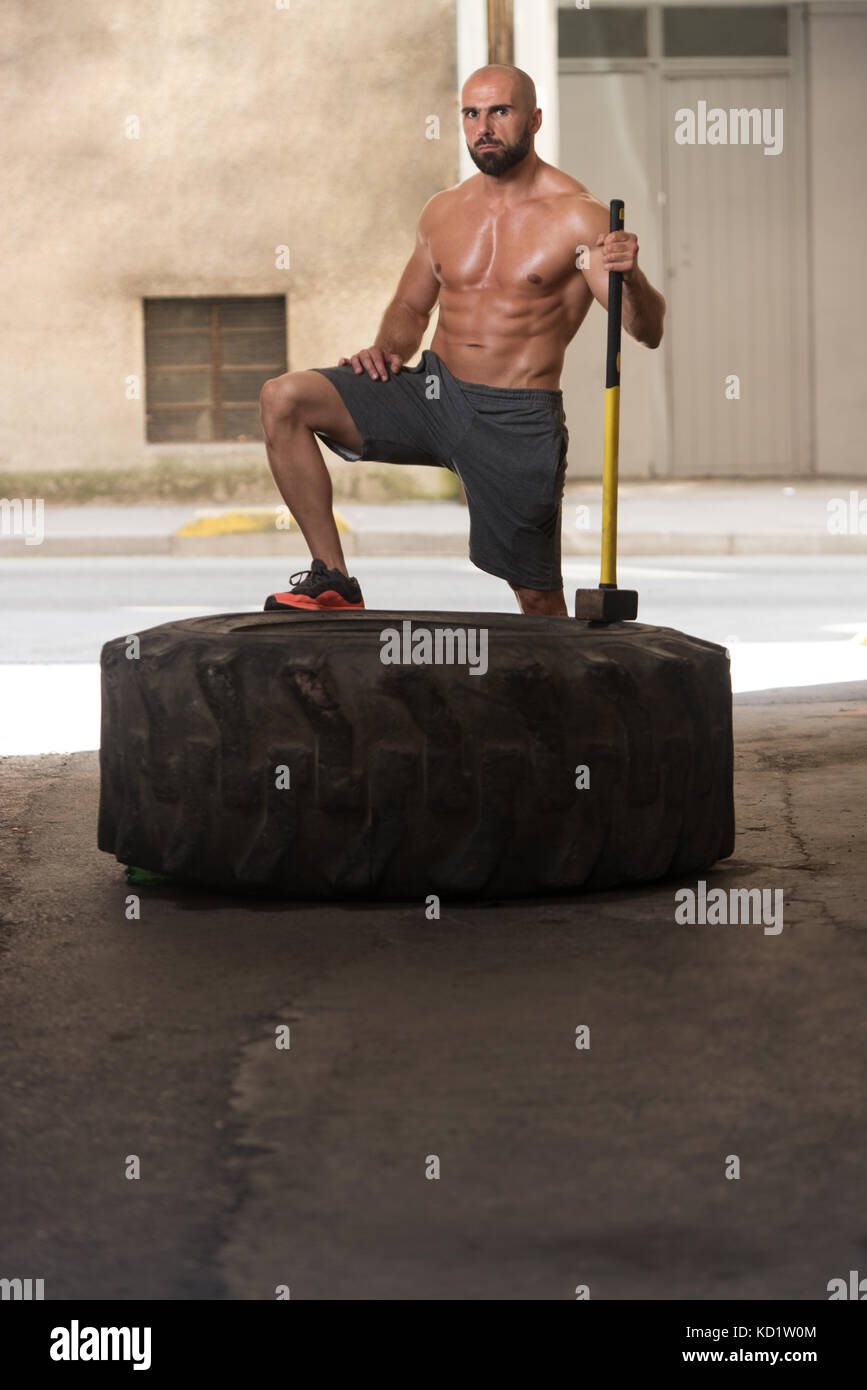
(468, 120, 533, 176)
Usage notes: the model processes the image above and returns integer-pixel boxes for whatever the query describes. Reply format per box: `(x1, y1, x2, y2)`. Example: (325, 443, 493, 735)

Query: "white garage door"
(664, 72, 807, 475)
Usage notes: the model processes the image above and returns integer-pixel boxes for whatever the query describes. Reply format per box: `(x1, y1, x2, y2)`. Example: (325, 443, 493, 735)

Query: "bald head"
(462, 64, 537, 112)
(460, 65, 541, 178)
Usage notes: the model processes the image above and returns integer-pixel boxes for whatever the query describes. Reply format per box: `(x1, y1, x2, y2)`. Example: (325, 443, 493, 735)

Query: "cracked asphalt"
(1, 682, 866, 1299)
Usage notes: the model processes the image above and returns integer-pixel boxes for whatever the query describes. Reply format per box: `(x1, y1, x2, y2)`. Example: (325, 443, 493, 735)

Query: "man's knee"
(259, 371, 310, 434)
(261, 370, 363, 456)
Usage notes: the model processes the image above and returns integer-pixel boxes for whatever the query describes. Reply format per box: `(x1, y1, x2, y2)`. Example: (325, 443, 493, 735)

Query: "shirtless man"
(260, 64, 665, 616)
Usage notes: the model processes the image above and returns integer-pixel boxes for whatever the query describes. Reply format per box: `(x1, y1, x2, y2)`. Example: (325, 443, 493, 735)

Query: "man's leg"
(259, 370, 363, 576)
(511, 584, 568, 617)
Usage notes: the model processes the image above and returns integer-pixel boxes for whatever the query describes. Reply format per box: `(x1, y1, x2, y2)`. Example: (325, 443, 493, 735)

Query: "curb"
(174, 505, 353, 538)
(3, 533, 867, 558)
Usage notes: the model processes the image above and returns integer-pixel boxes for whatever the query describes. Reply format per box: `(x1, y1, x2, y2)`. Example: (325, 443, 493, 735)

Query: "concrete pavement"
(1, 681, 866, 1299)
(2, 481, 866, 556)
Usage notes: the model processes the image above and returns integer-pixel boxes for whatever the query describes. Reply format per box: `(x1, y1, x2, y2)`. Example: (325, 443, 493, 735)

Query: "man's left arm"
(577, 202, 666, 349)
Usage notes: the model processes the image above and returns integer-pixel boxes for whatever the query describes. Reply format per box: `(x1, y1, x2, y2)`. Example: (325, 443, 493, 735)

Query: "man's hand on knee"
(339, 347, 403, 381)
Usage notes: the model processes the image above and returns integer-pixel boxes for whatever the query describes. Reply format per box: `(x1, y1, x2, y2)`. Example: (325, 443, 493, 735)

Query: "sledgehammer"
(574, 198, 639, 623)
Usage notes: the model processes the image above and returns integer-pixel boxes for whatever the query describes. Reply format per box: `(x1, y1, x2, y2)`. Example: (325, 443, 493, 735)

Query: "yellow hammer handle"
(600, 382, 620, 586)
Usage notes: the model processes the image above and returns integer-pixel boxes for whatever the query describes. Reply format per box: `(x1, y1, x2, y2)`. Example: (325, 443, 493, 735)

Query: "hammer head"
(574, 587, 639, 622)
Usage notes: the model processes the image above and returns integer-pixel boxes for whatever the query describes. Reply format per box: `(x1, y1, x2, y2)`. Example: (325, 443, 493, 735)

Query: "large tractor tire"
(98, 611, 734, 898)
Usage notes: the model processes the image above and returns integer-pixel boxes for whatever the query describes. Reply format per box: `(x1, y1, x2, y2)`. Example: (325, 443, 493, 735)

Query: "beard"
(468, 123, 533, 176)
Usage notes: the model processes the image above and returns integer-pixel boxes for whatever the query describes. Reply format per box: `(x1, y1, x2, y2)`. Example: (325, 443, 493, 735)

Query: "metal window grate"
(144, 296, 287, 443)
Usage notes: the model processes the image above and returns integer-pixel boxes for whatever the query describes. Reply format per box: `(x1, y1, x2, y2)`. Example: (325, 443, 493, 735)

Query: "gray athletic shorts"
(312, 348, 569, 590)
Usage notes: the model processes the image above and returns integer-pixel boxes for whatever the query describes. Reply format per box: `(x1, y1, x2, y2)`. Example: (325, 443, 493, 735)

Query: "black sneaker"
(264, 558, 365, 611)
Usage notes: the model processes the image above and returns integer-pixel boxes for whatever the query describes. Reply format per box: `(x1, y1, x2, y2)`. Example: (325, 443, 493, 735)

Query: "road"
(2, 554, 866, 662)
(1, 554, 866, 755)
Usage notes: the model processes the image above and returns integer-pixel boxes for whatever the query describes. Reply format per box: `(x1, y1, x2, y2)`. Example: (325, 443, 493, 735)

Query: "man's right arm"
(341, 202, 442, 380)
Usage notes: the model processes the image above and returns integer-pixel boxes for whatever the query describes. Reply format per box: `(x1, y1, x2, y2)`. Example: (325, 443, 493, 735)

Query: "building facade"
(0, 0, 863, 483)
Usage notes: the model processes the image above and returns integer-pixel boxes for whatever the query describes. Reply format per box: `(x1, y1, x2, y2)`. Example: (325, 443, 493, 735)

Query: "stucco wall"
(0, 0, 458, 473)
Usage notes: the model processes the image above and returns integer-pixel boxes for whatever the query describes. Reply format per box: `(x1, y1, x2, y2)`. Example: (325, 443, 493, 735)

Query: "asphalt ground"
(1, 679, 865, 1299)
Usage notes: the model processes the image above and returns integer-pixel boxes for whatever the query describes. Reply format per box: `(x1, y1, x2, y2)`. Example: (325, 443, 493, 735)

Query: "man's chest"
(428, 211, 580, 296)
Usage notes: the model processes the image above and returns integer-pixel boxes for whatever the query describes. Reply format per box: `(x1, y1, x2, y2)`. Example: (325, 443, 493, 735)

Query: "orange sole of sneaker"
(267, 592, 365, 611)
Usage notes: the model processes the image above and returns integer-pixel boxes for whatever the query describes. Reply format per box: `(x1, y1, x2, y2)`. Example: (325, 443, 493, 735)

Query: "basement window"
(144, 296, 287, 443)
